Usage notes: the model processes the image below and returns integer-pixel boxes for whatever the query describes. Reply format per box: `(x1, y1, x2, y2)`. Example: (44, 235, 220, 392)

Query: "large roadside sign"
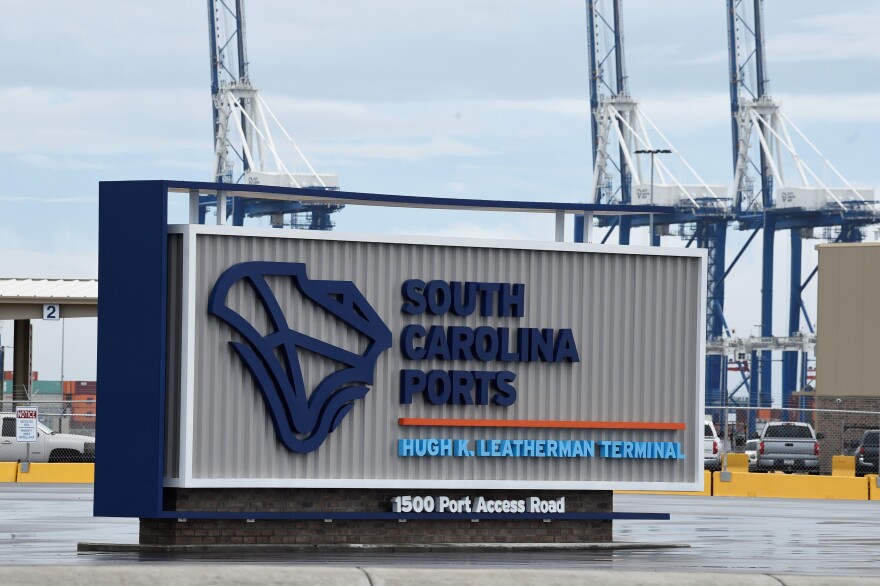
(93, 182, 706, 520)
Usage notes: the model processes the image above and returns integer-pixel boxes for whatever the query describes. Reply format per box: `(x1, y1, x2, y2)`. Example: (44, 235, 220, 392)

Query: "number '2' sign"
(43, 304, 60, 320)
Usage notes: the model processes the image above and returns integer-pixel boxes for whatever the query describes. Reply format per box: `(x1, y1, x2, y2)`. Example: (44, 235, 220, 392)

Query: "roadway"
(1, 485, 879, 577)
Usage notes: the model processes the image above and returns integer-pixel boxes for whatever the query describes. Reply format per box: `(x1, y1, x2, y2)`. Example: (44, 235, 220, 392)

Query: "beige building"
(816, 243, 880, 472)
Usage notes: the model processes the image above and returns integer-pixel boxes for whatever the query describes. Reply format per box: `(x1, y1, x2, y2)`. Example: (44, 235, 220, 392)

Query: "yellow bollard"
(832, 455, 856, 477)
(0, 462, 18, 483)
(868, 475, 880, 500)
(723, 453, 750, 473)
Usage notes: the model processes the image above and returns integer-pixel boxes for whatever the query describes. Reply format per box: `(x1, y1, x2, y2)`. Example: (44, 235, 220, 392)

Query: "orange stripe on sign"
(398, 418, 685, 431)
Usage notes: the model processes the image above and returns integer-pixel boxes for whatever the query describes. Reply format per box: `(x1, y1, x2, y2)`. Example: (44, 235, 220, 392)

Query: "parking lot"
(1, 484, 880, 576)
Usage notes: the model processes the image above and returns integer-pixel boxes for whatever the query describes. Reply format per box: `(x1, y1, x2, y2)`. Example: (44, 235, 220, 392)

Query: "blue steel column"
(753, 0, 774, 410)
(611, 0, 631, 245)
(235, 0, 250, 181)
(95, 180, 168, 517)
(760, 215, 775, 408)
(753, 0, 773, 214)
(705, 221, 727, 410)
(232, 0, 248, 223)
(748, 350, 758, 436)
(839, 225, 864, 244)
(232, 198, 246, 226)
(207, 0, 221, 170)
(753, 0, 767, 99)
(619, 191, 632, 244)
(799, 347, 809, 422)
(579, 1, 601, 241)
(726, 0, 741, 187)
(782, 229, 801, 414)
(586, 1, 601, 205)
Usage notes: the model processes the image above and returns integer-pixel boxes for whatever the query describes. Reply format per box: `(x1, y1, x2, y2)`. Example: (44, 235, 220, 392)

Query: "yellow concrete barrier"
(832, 455, 856, 477)
(723, 453, 750, 473)
(0, 462, 18, 483)
(712, 470, 868, 500)
(615, 470, 712, 496)
(867, 475, 880, 501)
(16, 463, 94, 484)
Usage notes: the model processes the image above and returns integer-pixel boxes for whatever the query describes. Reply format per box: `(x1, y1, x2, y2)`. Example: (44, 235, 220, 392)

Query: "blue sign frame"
(94, 180, 670, 522)
(95, 180, 169, 517)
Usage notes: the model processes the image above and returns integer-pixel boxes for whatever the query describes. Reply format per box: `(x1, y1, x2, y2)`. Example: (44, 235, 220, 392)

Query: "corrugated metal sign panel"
(165, 226, 705, 490)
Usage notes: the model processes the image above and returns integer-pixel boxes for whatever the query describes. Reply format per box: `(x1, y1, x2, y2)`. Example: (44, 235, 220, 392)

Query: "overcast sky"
(1, 1, 878, 397)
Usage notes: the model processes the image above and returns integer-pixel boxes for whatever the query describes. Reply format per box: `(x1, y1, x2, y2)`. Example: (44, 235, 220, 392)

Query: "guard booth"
(95, 180, 705, 546)
(0, 279, 97, 406)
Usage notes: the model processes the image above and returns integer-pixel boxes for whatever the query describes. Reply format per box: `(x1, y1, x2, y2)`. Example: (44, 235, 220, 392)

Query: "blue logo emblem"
(209, 262, 392, 453)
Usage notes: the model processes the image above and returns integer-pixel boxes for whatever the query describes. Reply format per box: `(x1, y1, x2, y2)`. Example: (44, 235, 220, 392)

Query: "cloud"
(0, 223, 97, 276)
(389, 217, 557, 242)
(0, 244, 97, 279)
(489, 99, 587, 119)
(17, 154, 111, 171)
(637, 92, 730, 135)
(0, 1, 204, 91)
(0, 195, 96, 204)
(260, 95, 496, 143)
(768, 8, 880, 63)
(775, 93, 880, 124)
(0, 87, 207, 156)
(312, 137, 494, 162)
(150, 158, 212, 172)
(678, 50, 727, 66)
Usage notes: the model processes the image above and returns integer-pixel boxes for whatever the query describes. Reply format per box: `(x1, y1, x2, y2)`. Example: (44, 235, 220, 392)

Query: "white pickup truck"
(704, 418, 722, 471)
(751, 421, 820, 474)
(0, 413, 95, 463)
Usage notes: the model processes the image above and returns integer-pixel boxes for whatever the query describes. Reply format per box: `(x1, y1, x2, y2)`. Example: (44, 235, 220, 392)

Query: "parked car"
(704, 418, 722, 471)
(854, 430, 879, 477)
(751, 421, 821, 474)
(0, 413, 95, 463)
(744, 438, 759, 467)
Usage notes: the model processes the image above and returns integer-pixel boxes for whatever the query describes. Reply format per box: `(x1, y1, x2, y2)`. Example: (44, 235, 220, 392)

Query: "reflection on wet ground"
(2, 485, 880, 575)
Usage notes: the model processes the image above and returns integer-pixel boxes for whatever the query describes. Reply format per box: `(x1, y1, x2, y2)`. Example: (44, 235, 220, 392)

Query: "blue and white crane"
(205, 0, 342, 229)
(727, 0, 876, 425)
(581, 0, 734, 410)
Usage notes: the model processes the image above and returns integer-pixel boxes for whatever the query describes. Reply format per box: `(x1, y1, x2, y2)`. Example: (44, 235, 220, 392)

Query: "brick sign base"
(140, 488, 613, 545)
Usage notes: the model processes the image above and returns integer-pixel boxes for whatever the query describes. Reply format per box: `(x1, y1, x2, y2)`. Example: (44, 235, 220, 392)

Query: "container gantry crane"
(727, 0, 876, 429)
(578, 0, 734, 410)
(205, 0, 342, 229)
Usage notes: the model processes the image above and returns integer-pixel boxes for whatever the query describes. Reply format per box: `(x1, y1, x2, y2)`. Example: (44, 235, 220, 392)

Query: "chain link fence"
(0, 398, 95, 463)
(705, 406, 880, 476)
(4, 398, 879, 471)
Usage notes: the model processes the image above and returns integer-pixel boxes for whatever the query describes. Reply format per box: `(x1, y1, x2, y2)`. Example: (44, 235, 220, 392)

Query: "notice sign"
(16, 407, 38, 443)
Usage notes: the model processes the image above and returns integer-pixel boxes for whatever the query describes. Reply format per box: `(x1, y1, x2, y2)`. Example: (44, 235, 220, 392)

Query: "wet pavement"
(615, 494, 880, 576)
(0, 484, 134, 563)
(1, 484, 880, 575)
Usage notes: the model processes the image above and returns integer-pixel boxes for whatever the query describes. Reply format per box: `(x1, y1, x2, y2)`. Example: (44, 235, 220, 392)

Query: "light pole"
(634, 148, 671, 246)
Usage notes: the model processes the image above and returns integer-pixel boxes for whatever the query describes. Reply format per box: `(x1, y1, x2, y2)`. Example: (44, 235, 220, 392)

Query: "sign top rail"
(102, 179, 677, 218)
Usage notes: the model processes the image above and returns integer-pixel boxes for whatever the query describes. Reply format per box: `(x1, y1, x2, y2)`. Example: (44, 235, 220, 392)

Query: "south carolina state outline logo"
(209, 261, 392, 453)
